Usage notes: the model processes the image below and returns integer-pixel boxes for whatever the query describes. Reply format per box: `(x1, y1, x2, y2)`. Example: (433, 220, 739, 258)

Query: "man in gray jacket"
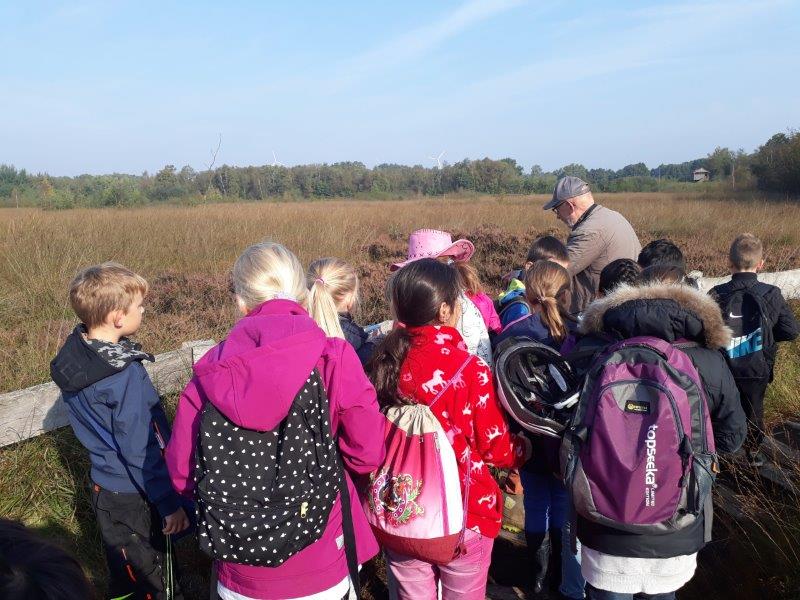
(544, 176, 641, 313)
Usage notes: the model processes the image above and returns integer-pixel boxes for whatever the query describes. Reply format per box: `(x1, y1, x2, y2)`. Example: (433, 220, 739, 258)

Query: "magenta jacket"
(165, 299, 385, 599)
(468, 291, 502, 334)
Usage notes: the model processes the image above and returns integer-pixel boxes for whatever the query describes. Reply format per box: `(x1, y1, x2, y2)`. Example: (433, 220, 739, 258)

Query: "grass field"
(1, 191, 799, 598)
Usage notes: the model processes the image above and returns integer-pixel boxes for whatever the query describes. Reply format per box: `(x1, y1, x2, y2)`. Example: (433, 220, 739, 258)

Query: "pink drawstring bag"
(364, 358, 471, 564)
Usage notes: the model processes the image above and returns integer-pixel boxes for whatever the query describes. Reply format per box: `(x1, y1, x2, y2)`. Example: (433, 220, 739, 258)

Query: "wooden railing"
(0, 340, 215, 448)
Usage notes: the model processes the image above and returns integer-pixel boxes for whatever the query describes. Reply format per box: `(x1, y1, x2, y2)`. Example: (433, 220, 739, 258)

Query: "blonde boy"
(51, 262, 188, 599)
(711, 234, 799, 466)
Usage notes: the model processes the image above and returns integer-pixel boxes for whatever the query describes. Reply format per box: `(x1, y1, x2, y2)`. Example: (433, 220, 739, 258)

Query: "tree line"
(1, 129, 798, 208)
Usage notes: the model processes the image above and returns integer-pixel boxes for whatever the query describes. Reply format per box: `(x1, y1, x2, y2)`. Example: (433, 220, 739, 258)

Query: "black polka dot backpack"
(193, 368, 358, 582)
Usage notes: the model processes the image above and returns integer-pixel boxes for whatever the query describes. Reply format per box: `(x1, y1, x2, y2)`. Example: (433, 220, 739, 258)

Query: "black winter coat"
(711, 272, 799, 379)
(571, 282, 747, 558)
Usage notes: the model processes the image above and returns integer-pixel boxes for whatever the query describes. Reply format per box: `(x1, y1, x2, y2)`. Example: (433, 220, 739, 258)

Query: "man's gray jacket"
(566, 204, 641, 313)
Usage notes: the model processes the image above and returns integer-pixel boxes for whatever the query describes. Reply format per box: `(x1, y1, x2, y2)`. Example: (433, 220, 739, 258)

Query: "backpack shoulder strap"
(334, 452, 361, 599)
(673, 340, 699, 350)
(317, 369, 361, 599)
(429, 355, 475, 408)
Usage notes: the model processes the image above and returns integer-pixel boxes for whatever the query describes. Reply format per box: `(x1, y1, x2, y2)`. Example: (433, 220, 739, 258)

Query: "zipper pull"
(300, 501, 309, 518)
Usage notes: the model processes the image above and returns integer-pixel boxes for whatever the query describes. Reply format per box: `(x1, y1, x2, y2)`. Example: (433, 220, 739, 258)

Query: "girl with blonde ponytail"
(307, 258, 376, 366)
(491, 259, 584, 598)
(494, 260, 575, 348)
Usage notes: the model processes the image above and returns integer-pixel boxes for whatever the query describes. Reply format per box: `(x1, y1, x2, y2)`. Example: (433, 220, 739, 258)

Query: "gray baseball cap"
(543, 175, 591, 210)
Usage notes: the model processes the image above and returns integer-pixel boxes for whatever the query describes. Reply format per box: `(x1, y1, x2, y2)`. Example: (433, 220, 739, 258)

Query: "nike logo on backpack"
(729, 312, 743, 319)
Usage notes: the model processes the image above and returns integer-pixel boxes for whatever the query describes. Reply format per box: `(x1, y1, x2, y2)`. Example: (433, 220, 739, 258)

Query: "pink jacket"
(468, 292, 502, 334)
(165, 300, 385, 599)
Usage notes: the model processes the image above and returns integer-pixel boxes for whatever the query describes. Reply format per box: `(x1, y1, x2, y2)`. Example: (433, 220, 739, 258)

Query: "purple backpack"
(561, 336, 718, 538)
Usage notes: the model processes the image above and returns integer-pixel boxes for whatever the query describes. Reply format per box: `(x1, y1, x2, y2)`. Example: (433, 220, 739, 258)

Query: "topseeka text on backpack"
(364, 357, 472, 565)
(718, 286, 774, 381)
(560, 336, 718, 543)
(193, 368, 359, 590)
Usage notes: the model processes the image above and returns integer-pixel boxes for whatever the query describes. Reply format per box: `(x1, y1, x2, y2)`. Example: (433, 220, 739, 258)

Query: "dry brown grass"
(2, 192, 798, 396)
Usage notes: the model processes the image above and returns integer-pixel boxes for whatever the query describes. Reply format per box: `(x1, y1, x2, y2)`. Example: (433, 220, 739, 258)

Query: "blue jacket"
(494, 312, 564, 351)
(496, 275, 531, 328)
(51, 327, 181, 518)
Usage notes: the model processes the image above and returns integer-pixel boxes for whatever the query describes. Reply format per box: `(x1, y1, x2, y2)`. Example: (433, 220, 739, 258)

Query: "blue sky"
(1, 0, 798, 175)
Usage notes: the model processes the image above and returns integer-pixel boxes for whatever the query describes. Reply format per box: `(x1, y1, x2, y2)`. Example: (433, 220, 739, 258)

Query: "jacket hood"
(50, 326, 153, 393)
(579, 283, 732, 349)
(191, 300, 327, 432)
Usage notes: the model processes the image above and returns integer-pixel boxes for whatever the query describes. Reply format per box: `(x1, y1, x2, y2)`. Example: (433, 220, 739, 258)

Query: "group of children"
(22, 226, 796, 600)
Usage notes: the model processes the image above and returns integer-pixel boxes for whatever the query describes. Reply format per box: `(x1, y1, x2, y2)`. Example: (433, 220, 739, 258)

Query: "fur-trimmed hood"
(579, 283, 732, 349)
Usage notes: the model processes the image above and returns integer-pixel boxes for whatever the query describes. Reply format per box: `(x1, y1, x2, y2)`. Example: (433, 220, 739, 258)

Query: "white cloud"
(328, 0, 528, 90)
(455, 0, 788, 109)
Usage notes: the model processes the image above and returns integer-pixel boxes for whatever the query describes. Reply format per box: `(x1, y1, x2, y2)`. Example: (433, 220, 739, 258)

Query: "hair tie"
(314, 277, 325, 285)
(395, 321, 406, 329)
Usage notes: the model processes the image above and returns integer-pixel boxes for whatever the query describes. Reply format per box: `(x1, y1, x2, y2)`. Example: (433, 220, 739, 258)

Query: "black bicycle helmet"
(494, 336, 580, 439)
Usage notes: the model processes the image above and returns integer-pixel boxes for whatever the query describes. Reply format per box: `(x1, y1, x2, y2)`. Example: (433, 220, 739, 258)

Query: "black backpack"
(718, 286, 773, 381)
(194, 369, 359, 593)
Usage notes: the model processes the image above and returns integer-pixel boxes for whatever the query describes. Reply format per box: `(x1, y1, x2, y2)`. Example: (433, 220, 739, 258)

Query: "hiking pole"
(165, 534, 174, 600)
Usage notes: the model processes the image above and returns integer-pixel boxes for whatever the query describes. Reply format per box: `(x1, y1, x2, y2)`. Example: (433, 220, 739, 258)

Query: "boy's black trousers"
(91, 484, 183, 600)
(736, 378, 769, 450)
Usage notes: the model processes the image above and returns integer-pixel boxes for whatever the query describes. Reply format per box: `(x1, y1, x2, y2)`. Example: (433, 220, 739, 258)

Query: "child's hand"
(162, 507, 190, 535)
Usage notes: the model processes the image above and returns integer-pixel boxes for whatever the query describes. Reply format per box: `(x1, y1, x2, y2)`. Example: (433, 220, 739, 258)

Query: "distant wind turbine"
(272, 151, 283, 167)
(428, 151, 445, 170)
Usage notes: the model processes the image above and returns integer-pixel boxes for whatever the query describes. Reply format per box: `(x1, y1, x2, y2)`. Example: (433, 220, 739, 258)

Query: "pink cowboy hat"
(390, 229, 475, 271)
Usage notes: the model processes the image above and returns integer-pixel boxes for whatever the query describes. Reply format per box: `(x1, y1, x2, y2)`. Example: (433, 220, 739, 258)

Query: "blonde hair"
(524, 261, 572, 343)
(69, 262, 149, 328)
(454, 261, 484, 295)
(232, 241, 307, 311)
(730, 233, 763, 271)
(306, 258, 359, 339)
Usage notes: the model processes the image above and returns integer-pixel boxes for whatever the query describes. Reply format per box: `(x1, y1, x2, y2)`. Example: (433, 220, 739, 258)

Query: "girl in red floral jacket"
(369, 258, 530, 600)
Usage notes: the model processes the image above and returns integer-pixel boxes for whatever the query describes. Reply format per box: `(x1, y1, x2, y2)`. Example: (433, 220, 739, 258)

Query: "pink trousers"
(386, 530, 494, 600)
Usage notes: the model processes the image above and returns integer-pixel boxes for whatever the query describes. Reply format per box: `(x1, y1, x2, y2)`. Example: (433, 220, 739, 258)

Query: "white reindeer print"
(477, 370, 490, 386)
(434, 332, 453, 345)
(462, 403, 472, 416)
(477, 494, 497, 509)
(476, 393, 490, 409)
(471, 460, 485, 474)
(485, 424, 507, 443)
(421, 370, 446, 394)
(459, 447, 471, 463)
(440, 347, 451, 355)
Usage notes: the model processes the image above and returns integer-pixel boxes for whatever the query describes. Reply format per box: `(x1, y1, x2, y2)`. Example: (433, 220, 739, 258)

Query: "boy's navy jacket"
(710, 272, 799, 376)
(50, 326, 181, 518)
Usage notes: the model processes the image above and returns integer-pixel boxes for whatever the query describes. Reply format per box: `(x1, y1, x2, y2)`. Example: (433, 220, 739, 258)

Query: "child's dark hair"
(526, 236, 569, 266)
(368, 259, 460, 407)
(637, 239, 686, 270)
(639, 264, 688, 286)
(0, 518, 94, 600)
(599, 258, 641, 295)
